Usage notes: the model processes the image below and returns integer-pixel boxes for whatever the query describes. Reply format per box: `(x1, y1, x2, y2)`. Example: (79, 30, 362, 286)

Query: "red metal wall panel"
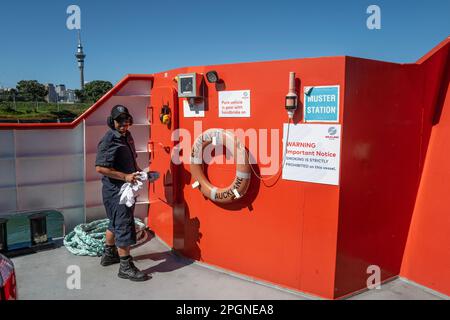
(335, 58, 426, 298)
(148, 58, 345, 298)
(147, 42, 450, 298)
(400, 40, 450, 296)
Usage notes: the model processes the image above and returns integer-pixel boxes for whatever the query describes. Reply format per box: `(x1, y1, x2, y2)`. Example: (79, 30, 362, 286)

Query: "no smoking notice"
(282, 123, 341, 186)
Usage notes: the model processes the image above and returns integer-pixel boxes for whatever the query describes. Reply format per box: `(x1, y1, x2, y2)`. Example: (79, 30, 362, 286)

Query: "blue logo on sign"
(328, 127, 337, 135)
(304, 86, 339, 122)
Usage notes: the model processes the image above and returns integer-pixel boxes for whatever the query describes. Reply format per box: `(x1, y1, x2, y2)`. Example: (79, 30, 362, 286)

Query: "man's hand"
(125, 172, 140, 184)
(96, 166, 131, 182)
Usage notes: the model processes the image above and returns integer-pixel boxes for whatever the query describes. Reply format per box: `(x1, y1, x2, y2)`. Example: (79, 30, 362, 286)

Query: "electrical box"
(177, 73, 204, 98)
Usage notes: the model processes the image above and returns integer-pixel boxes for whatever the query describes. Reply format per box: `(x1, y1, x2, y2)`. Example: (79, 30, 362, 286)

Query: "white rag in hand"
(118, 172, 148, 207)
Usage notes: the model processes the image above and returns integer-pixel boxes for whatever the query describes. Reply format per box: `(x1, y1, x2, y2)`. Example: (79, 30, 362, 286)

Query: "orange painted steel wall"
(149, 58, 345, 299)
(147, 38, 450, 299)
(401, 40, 450, 296)
(335, 58, 427, 298)
(148, 83, 184, 249)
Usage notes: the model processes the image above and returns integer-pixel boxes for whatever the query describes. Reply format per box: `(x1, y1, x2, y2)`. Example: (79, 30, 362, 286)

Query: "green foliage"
(0, 88, 18, 102)
(83, 80, 113, 102)
(0, 101, 91, 120)
(74, 89, 86, 102)
(0, 79, 113, 120)
(16, 80, 47, 102)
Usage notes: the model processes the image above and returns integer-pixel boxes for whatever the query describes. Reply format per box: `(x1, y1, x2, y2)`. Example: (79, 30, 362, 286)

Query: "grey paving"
(10, 232, 448, 300)
(10, 233, 307, 300)
(348, 278, 448, 300)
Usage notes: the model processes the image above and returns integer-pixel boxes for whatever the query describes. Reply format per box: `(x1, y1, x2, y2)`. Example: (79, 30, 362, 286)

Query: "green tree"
(83, 80, 113, 102)
(16, 80, 47, 111)
(74, 89, 86, 103)
(16, 80, 47, 102)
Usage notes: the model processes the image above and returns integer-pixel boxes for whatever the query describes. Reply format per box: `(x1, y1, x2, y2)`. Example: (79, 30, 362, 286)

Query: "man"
(95, 105, 157, 282)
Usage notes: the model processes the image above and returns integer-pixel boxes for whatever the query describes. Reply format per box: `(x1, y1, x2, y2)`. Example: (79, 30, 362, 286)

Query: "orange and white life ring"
(190, 128, 251, 204)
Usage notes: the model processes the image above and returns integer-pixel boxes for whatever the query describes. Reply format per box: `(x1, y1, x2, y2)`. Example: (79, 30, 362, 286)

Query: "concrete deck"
(10, 232, 448, 300)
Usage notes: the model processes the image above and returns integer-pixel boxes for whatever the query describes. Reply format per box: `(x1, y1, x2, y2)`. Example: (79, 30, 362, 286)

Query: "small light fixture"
(285, 72, 298, 119)
(206, 70, 219, 83)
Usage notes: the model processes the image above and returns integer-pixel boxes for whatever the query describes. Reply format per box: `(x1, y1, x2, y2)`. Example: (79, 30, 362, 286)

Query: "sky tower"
(75, 30, 86, 90)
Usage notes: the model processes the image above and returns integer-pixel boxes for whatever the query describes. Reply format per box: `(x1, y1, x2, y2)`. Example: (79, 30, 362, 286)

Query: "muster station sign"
(304, 85, 340, 122)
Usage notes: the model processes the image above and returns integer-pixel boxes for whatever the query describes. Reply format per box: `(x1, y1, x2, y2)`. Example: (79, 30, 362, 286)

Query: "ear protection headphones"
(159, 104, 171, 125)
(107, 105, 133, 129)
(107, 116, 115, 129)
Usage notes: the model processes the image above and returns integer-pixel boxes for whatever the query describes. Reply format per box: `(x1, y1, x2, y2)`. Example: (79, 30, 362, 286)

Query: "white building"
(45, 83, 58, 103)
(55, 84, 66, 102)
(65, 89, 77, 103)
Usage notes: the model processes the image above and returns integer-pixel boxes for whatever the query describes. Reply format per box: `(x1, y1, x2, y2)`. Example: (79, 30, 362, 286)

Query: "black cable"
(248, 117, 292, 188)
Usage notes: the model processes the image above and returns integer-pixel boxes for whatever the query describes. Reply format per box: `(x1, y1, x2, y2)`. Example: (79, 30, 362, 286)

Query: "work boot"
(100, 245, 120, 266)
(118, 256, 149, 281)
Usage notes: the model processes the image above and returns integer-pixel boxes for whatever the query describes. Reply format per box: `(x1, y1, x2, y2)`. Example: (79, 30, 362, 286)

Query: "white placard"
(218, 90, 250, 117)
(183, 99, 205, 117)
(282, 124, 341, 186)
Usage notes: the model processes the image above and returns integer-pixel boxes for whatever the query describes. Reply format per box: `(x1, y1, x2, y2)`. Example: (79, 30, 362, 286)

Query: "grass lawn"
(0, 101, 92, 121)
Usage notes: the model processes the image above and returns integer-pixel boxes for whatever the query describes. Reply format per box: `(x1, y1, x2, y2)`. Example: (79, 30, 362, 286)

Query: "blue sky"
(0, 0, 449, 89)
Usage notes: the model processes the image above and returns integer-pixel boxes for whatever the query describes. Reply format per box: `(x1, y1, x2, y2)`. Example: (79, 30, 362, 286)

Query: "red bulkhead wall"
(147, 38, 450, 299)
(400, 39, 450, 297)
(149, 58, 346, 299)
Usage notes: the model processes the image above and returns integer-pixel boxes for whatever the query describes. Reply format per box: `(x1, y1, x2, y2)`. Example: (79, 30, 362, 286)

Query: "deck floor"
(10, 232, 447, 300)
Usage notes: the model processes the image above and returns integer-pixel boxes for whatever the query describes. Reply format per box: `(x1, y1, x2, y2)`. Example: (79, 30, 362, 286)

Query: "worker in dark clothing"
(95, 105, 158, 282)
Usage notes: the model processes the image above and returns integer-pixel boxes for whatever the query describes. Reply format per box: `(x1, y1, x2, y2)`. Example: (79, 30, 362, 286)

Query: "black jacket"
(95, 129, 138, 192)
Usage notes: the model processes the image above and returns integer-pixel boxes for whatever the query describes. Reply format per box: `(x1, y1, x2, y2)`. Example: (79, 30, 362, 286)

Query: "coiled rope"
(63, 218, 147, 256)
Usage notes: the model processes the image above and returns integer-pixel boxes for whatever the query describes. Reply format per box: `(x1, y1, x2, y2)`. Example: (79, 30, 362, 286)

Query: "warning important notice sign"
(282, 124, 341, 186)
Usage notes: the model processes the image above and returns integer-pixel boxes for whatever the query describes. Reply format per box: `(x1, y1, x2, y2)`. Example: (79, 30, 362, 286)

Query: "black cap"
(111, 105, 131, 120)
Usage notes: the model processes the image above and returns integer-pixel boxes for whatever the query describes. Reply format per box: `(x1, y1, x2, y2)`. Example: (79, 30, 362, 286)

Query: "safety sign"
(282, 123, 341, 185)
(218, 90, 251, 118)
(183, 100, 205, 117)
(304, 85, 340, 122)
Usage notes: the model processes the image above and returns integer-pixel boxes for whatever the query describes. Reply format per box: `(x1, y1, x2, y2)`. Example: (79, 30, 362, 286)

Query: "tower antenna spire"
(75, 29, 86, 90)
